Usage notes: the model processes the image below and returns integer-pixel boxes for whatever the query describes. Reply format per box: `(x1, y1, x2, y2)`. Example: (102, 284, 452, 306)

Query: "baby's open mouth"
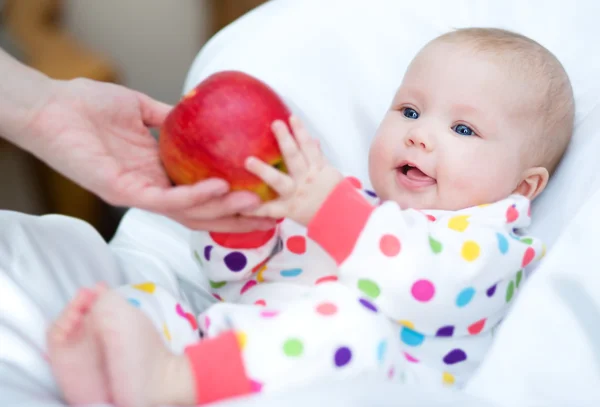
(396, 163, 436, 189)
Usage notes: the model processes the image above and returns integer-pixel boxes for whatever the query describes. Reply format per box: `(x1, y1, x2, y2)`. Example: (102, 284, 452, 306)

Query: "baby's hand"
(243, 116, 344, 226)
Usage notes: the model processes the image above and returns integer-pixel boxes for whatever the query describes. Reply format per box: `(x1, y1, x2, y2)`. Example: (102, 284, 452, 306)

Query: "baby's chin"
(376, 180, 518, 211)
(376, 188, 439, 211)
(378, 188, 481, 211)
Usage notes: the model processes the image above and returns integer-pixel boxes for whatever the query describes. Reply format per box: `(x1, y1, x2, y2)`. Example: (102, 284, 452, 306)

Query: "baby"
(46, 27, 574, 407)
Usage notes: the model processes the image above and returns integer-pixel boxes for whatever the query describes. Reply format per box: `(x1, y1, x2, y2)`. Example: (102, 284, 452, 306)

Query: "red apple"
(159, 70, 291, 201)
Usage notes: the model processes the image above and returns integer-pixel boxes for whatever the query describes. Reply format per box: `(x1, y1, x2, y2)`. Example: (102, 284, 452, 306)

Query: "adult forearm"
(0, 47, 55, 149)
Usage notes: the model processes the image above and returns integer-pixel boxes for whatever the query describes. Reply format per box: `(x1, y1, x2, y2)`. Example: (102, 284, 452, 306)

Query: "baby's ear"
(513, 167, 549, 200)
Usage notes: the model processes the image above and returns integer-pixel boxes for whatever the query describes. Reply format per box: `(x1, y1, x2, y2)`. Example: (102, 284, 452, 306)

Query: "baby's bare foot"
(91, 291, 195, 407)
(47, 283, 110, 405)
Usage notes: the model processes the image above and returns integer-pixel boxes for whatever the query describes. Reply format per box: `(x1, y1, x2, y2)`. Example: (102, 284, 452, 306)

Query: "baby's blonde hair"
(434, 27, 575, 175)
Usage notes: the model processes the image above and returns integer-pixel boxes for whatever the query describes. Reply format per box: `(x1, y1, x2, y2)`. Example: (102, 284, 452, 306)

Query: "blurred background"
(0, 0, 268, 240)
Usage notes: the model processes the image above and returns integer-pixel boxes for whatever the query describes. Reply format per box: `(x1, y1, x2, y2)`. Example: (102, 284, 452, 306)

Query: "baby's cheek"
(368, 141, 391, 176)
(442, 163, 500, 206)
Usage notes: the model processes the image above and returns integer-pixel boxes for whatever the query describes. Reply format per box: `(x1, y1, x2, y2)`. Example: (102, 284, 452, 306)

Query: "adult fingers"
(135, 91, 174, 128)
(131, 178, 229, 213)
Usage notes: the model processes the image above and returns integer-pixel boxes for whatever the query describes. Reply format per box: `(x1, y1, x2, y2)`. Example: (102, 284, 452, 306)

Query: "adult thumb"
(136, 91, 174, 128)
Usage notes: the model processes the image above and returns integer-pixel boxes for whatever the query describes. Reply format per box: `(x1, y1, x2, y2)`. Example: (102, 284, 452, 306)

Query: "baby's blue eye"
(453, 124, 474, 136)
(403, 108, 419, 119)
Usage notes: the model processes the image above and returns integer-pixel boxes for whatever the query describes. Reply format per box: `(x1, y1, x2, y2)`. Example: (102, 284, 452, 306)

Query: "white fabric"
(2, 0, 600, 406)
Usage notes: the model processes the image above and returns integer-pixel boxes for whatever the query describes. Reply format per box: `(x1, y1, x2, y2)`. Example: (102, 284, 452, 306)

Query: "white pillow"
(183, 0, 600, 248)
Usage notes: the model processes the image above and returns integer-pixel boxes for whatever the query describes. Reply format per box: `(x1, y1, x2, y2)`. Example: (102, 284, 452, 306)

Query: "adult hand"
(20, 78, 275, 232)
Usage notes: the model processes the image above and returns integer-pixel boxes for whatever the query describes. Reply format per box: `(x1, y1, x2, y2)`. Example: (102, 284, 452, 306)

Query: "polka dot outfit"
(118, 177, 544, 395)
(198, 283, 406, 393)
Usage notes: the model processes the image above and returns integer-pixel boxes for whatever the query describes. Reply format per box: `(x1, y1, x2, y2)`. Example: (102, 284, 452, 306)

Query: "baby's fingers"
(289, 116, 323, 164)
(245, 156, 295, 197)
(271, 120, 307, 177)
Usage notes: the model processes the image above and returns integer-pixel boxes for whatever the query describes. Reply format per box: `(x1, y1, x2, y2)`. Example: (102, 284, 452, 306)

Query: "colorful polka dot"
(468, 318, 486, 335)
(175, 304, 198, 330)
(132, 282, 156, 294)
(461, 241, 480, 262)
(283, 338, 304, 357)
(429, 236, 443, 254)
(400, 327, 425, 347)
(224, 252, 247, 272)
(163, 324, 171, 342)
(456, 287, 476, 307)
(426, 214, 437, 222)
(315, 275, 338, 285)
(359, 298, 378, 313)
(280, 268, 303, 277)
(436, 325, 455, 337)
(448, 215, 470, 232)
(520, 237, 533, 245)
(379, 234, 401, 257)
(236, 331, 247, 350)
(506, 205, 519, 223)
(404, 352, 419, 363)
(506, 281, 515, 303)
(398, 320, 415, 329)
(388, 367, 395, 379)
(516, 270, 523, 288)
(334, 347, 352, 367)
(522, 247, 535, 267)
(358, 279, 381, 299)
(286, 236, 306, 254)
(240, 280, 257, 295)
(377, 340, 387, 363)
(540, 244, 547, 259)
(316, 302, 338, 316)
(204, 315, 211, 331)
(252, 259, 268, 273)
(486, 284, 497, 297)
(254, 299, 266, 306)
(347, 176, 362, 188)
(411, 279, 435, 302)
(250, 379, 263, 393)
(496, 233, 509, 254)
(442, 372, 455, 385)
(204, 245, 213, 261)
(260, 310, 279, 318)
(443, 349, 467, 365)
(209, 280, 226, 289)
(366, 190, 378, 198)
(257, 265, 266, 283)
(212, 293, 224, 302)
(127, 298, 140, 307)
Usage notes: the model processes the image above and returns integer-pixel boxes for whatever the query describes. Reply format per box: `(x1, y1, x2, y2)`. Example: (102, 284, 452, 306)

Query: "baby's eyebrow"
(452, 103, 498, 134)
(394, 86, 426, 104)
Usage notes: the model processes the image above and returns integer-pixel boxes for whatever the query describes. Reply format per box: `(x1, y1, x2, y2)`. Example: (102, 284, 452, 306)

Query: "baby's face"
(368, 40, 541, 211)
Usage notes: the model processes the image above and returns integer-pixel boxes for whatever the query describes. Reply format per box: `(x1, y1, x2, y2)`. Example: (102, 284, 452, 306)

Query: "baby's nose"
(405, 128, 434, 152)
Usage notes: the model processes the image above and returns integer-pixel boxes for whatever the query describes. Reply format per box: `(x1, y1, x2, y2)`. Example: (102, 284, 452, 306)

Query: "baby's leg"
(47, 283, 110, 406)
(201, 282, 405, 393)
